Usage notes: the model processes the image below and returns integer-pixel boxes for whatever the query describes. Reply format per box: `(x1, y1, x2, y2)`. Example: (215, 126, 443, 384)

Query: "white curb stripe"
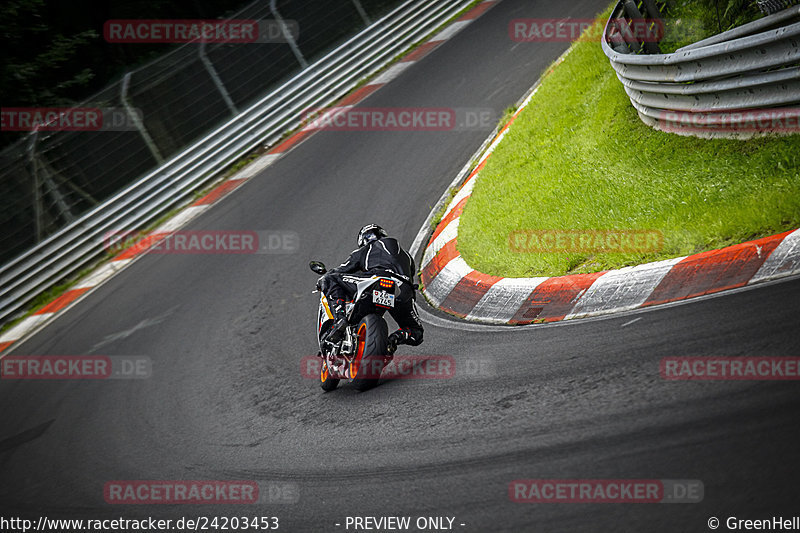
(431, 20, 472, 42)
(233, 153, 282, 179)
(0, 314, 52, 343)
(154, 205, 208, 233)
(75, 260, 132, 289)
(565, 257, 686, 320)
(423, 256, 471, 307)
(422, 219, 459, 268)
(442, 178, 476, 220)
(467, 276, 549, 323)
(302, 106, 355, 131)
(749, 228, 800, 284)
(368, 62, 414, 85)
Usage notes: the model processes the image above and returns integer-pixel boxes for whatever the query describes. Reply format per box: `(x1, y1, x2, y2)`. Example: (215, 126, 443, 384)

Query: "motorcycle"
(309, 260, 406, 391)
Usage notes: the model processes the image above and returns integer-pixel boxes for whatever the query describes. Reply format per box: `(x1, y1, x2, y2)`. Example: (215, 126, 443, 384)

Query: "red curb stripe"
(490, 121, 511, 146)
(0, 341, 14, 353)
(465, 158, 488, 184)
(643, 232, 789, 307)
(509, 272, 606, 324)
(439, 270, 503, 318)
(459, 1, 496, 20)
(431, 196, 470, 242)
(112, 232, 170, 261)
(421, 239, 460, 287)
(34, 287, 91, 315)
(338, 84, 383, 107)
(192, 178, 246, 206)
(402, 41, 441, 63)
(495, 116, 517, 140)
(268, 130, 313, 155)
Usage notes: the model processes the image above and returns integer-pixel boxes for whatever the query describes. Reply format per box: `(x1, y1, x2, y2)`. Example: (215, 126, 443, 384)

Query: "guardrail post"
(270, 0, 308, 68)
(640, 0, 664, 20)
(623, 0, 661, 54)
(121, 72, 165, 165)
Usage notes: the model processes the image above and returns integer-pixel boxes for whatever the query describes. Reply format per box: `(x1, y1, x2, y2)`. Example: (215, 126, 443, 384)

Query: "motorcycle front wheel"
(320, 359, 340, 391)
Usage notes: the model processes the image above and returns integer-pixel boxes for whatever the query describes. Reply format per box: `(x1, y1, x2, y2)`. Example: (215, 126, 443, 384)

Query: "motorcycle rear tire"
(350, 314, 388, 391)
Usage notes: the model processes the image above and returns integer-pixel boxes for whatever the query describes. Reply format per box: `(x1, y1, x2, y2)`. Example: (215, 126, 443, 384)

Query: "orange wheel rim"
(349, 323, 367, 379)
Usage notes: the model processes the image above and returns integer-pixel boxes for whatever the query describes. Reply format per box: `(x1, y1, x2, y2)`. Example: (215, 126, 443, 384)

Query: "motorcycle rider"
(319, 224, 424, 354)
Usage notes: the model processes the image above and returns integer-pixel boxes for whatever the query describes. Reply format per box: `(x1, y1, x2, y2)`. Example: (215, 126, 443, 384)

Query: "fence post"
(121, 72, 165, 165)
(352, 0, 372, 26)
(27, 131, 76, 235)
(270, 0, 308, 68)
(26, 131, 44, 243)
(199, 42, 239, 116)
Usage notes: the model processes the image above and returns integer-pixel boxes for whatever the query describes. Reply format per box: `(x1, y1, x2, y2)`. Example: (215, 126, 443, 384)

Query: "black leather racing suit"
(322, 237, 423, 346)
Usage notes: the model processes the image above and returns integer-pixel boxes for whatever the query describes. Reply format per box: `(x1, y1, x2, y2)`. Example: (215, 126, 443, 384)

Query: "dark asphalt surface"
(2, 1, 799, 531)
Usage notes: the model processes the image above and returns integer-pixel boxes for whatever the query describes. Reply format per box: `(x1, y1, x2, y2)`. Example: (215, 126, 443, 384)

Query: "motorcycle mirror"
(309, 261, 327, 275)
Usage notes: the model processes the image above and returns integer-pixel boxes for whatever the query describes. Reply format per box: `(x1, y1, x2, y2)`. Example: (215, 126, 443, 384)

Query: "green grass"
(457, 8, 800, 279)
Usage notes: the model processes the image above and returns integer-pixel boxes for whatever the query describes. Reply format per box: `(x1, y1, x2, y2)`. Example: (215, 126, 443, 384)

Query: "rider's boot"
(387, 329, 408, 356)
(326, 299, 348, 343)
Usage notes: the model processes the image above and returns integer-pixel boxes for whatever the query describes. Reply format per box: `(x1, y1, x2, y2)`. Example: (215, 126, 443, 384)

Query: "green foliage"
(0, 0, 251, 148)
(719, 0, 762, 29)
(659, 0, 766, 52)
(0, 0, 98, 106)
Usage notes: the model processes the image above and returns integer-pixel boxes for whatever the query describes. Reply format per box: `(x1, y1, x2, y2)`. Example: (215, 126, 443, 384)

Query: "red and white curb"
(418, 58, 800, 325)
(0, 1, 499, 356)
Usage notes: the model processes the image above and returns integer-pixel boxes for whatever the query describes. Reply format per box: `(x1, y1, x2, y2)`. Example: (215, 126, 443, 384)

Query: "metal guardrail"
(0, 0, 475, 324)
(601, 1, 800, 137)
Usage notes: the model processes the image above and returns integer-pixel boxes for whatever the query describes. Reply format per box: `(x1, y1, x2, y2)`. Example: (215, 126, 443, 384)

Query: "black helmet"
(357, 224, 387, 247)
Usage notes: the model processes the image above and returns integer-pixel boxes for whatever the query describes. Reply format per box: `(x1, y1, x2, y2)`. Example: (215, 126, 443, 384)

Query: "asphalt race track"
(2, 1, 799, 531)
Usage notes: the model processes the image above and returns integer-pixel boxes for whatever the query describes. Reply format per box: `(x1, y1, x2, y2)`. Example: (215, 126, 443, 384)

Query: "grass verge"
(457, 6, 800, 279)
